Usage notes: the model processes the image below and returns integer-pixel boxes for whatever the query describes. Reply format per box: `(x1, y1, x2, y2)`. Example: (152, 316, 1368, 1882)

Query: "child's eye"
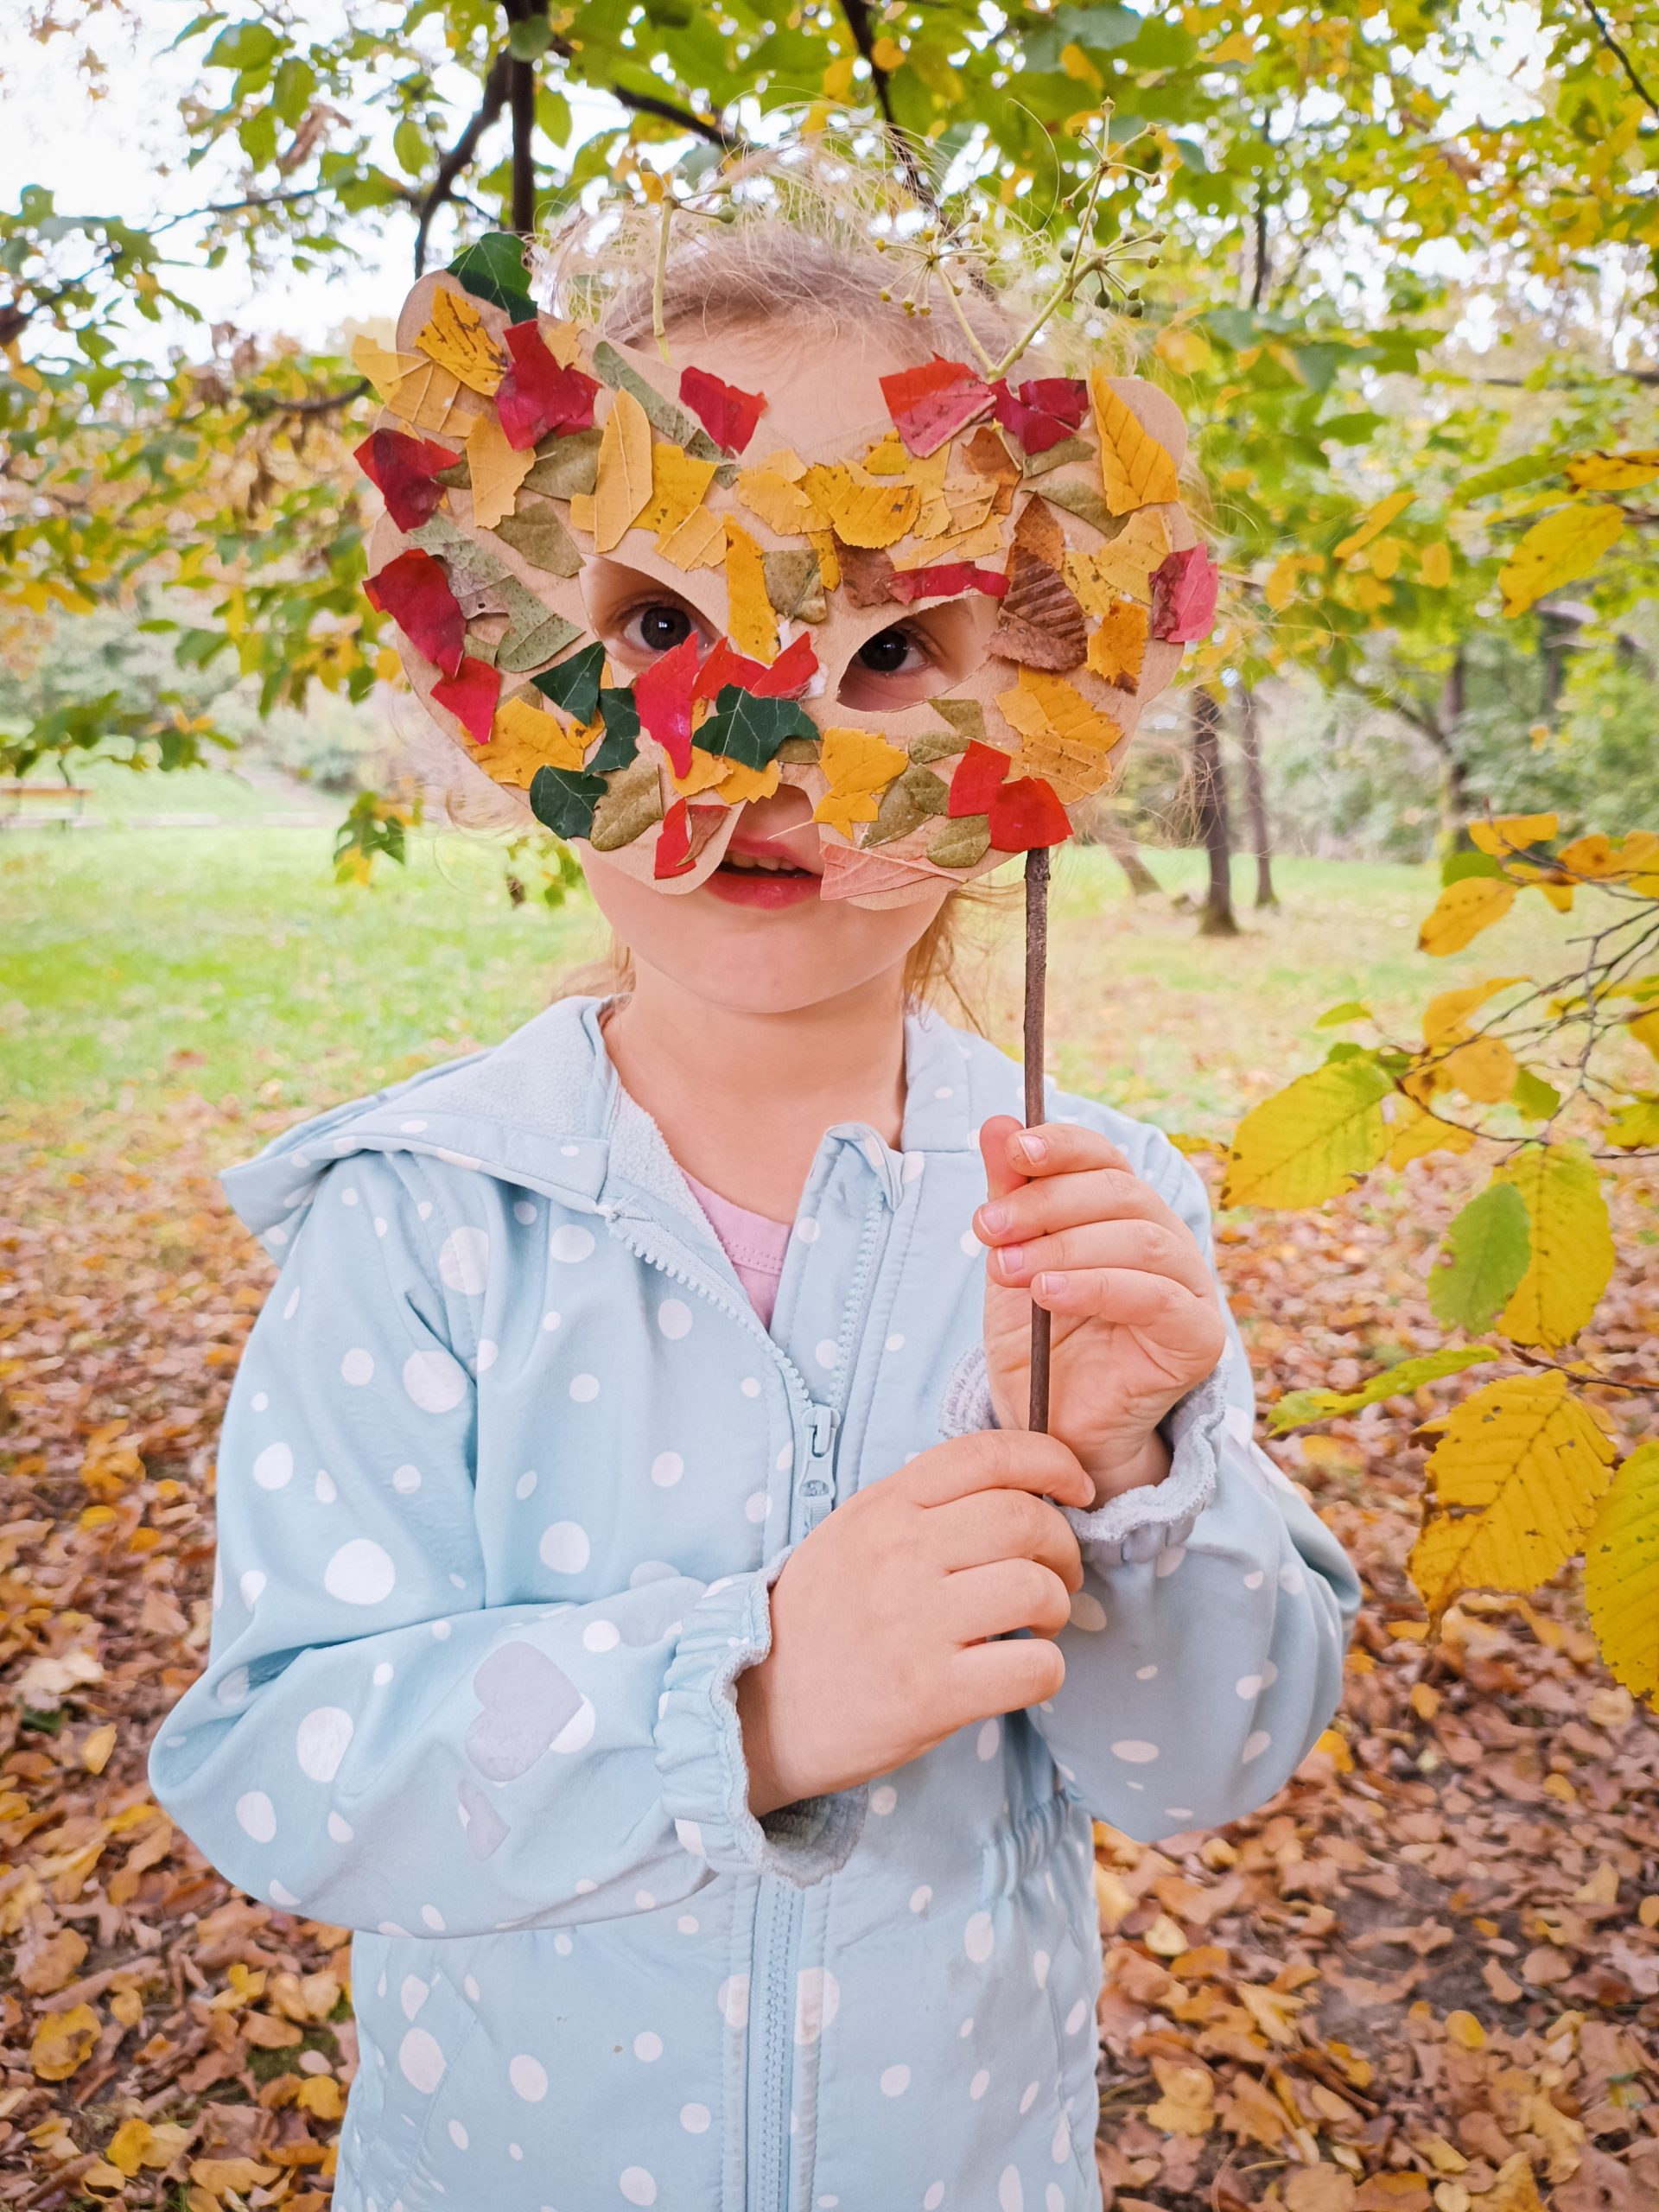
(855, 626, 928, 677)
(623, 603, 696, 656)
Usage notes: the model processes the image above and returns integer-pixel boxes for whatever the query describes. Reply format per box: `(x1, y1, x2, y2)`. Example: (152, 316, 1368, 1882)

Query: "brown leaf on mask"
(961, 424, 1020, 513)
(988, 545, 1088, 670)
(1012, 493, 1065, 570)
(834, 538, 898, 608)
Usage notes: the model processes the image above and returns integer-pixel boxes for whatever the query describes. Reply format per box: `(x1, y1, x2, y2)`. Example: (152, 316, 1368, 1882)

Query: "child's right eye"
(625, 604, 696, 655)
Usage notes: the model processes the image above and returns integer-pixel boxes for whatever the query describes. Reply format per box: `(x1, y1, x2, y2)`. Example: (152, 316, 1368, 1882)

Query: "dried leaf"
(531, 639, 606, 725)
(813, 727, 908, 836)
(995, 668, 1123, 801)
(928, 813, 992, 868)
(762, 549, 826, 622)
(491, 498, 582, 576)
(888, 563, 1008, 602)
(465, 409, 535, 531)
(680, 363, 766, 453)
(834, 539, 898, 607)
(494, 321, 600, 449)
(530, 762, 607, 840)
(591, 340, 720, 459)
(416, 287, 505, 395)
(638, 442, 718, 547)
(988, 772, 1071, 852)
(364, 549, 466, 677)
(799, 462, 919, 548)
(736, 466, 827, 537)
(992, 374, 1090, 454)
(31, 2002, 100, 2081)
(593, 389, 655, 552)
(632, 633, 700, 776)
(472, 696, 588, 788)
(353, 429, 461, 532)
(723, 521, 779, 662)
(589, 753, 665, 851)
(868, 761, 950, 846)
(524, 428, 602, 499)
(1090, 372, 1181, 513)
(880, 355, 995, 455)
(1086, 598, 1149, 687)
(1148, 544, 1220, 642)
(989, 545, 1088, 670)
(382, 353, 467, 435)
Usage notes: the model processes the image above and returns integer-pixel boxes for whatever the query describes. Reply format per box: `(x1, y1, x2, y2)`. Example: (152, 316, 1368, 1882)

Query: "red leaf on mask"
(990, 377, 1089, 454)
(679, 364, 767, 454)
(888, 563, 1010, 603)
(364, 548, 467, 677)
(988, 773, 1072, 852)
(948, 740, 1013, 817)
(353, 429, 461, 532)
(634, 632, 702, 777)
(1148, 544, 1219, 643)
(655, 796, 695, 877)
(879, 356, 996, 456)
(495, 321, 602, 449)
(431, 655, 503, 743)
(693, 630, 817, 702)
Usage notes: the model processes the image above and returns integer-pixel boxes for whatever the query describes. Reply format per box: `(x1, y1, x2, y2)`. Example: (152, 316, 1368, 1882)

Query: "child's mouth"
(707, 845, 822, 909)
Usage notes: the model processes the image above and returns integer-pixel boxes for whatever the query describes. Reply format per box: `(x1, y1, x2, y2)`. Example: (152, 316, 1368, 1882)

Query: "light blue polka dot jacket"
(150, 995, 1359, 2212)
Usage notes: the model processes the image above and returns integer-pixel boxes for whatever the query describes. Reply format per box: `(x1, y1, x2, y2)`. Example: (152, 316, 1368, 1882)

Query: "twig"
(836, 0, 938, 210)
(1577, 0, 1659, 118)
(611, 86, 733, 147)
(652, 192, 674, 362)
(1025, 846, 1052, 1434)
(414, 52, 511, 275)
(239, 378, 370, 419)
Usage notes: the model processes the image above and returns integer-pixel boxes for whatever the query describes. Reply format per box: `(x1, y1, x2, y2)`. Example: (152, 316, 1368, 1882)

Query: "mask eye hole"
(854, 626, 925, 678)
(836, 597, 998, 711)
(585, 558, 715, 671)
(627, 603, 696, 656)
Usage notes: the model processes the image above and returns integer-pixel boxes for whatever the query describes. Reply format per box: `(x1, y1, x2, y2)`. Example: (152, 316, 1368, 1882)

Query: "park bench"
(0, 781, 94, 829)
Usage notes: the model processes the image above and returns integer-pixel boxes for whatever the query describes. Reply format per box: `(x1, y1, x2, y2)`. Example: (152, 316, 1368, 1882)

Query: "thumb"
(978, 1114, 1027, 1208)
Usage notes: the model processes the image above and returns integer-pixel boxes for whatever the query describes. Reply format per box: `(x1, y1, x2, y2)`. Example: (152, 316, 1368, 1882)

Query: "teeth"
(724, 853, 797, 872)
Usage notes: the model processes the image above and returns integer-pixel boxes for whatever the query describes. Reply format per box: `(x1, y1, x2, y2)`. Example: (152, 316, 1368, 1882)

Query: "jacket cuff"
(1059, 1362, 1226, 1567)
(654, 1548, 867, 1888)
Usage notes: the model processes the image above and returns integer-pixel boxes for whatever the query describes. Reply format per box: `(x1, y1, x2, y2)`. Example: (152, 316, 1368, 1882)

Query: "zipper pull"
(798, 1403, 839, 1531)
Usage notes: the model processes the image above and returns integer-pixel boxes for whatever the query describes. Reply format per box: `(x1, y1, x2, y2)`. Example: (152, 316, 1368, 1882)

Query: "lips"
(703, 825, 823, 907)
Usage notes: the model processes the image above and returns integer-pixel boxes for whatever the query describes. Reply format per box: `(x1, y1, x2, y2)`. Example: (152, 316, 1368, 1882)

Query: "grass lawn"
(2, 810, 1588, 1151)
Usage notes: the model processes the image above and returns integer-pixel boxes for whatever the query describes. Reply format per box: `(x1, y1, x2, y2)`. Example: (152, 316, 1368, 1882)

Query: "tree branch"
(609, 85, 734, 146)
(240, 378, 371, 419)
(415, 51, 512, 275)
(836, 0, 938, 210)
(1577, 0, 1659, 119)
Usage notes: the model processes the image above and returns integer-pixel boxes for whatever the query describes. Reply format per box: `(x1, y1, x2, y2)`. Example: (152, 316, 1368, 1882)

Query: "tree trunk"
(1235, 684, 1277, 909)
(1191, 688, 1239, 938)
(1427, 648, 1471, 850)
(504, 0, 541, 232)
(1096, 814, 1163, 896)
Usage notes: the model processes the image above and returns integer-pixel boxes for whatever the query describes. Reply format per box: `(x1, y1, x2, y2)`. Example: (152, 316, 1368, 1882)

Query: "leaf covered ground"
(3, 829, 1656, 2209)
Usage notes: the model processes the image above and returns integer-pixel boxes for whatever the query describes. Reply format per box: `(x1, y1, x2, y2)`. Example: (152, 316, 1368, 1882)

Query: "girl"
(151, 176, 1358, 2212)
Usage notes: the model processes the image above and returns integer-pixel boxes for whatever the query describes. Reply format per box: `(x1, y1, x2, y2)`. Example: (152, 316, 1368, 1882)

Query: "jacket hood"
(222, 994, 1027, 1254)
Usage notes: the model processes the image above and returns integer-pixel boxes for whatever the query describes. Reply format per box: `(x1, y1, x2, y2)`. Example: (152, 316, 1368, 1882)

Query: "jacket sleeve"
(1021, 1130, 1362, 1841)
(149, 1154, 862, 1937)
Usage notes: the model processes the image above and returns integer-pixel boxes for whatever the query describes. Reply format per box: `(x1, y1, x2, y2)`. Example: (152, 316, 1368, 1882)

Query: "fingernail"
(980, 1202, 1009, 1233)
(1035, 1271, 1067, 1300)
(999, 1243, 1026, 1275)
(1017, 1133, 1047, 1165)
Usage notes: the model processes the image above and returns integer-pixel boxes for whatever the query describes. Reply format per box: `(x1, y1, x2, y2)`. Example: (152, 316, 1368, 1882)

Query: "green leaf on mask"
(529, 763, 607, 840)
(588, 686, 640, 772)
(448, 232, 536, 322)
(525, 429, 602, 499)
(532, 639, 606, 723)
(928, 814, 992, 868)
(868, 762, 950, 846)
(491, 499, 582, 577)
(694, 686, 817, 769)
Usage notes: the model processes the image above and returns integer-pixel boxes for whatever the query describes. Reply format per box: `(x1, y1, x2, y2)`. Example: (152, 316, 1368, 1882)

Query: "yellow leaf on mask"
(670, 747, 733, 798)
(736, 467, 826, 537)
(1409, 1371, 1615, 1623)
(1492, 1142, 1614, 1345)
(809, 529, 841, 592)
(800, 462, 919, 547)
(537, 317, 583, 368)
(383, 354, 467, 435)
(352, 333, 424, 401)
(594, 388, 654, 552)
(639, 442, 718, 544)
(1584, 1441, 1659, 1699)
(474, 696, 589, 787)
(813, 727, 907, 836)
(862, 429, 911, 475)
(760, 446, 807, 482)
(658, 504, 728, 569)
(1085, 599, 1149, 687)
(416, 287, 505, 395)
(466, 409, 535, 531)
(1063, 510, 1172, 609)
(995, 670, 1123, 804)
(725, 521, 779, 662)
(1499, 502, 1626, 617)
(1089, 372, 1180, 515)
(568, 492, 594, 534)
(889, 513, 1006, 569)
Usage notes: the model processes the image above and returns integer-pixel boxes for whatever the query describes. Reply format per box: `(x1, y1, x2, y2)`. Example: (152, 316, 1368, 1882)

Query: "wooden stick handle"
(1024, 846, 1052, 1435)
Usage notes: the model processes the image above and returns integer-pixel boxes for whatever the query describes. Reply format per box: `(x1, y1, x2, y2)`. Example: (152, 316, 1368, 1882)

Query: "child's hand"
(736, 1431, 1092, 1815)
(975, 1117, 1227, 1506)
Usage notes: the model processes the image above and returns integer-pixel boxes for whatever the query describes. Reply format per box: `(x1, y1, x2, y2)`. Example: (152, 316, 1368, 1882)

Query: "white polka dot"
(633, 2031, 663, 2062)
(976, 1718, 1000, 1760)
(1048, 2183, 1065, 2209)
(880, 2063, 911, 2096)
(1136, 1662, 1158, 1680)
(372, 1661, 394, 1687)
(433, 1618, 453, 1637)
(400, 1118, 428, 1134)
(815, 1339, 839, 1369)
(270, 1878, 302, 1910)
(886, 1332, 906, 1351)
(964, 1910, 994, 1964)
(1242, 1729, 1272, 1764)
(960, 2017, 974, 2037)
(253, 1442, 294, 1491)
(236, 1791, 276, 1843)
(925, 2188, 945, 2211)
(390, 1462, 422, 1495)
(909, 1885, 931, 1913)
(324, 1538, 397, 1605)
(658, 1298, 693, 1339)
(794, 1216, 821, 1243)
(239, 1569, 267, 1608)
(509, 2142, 522, 2159)
(561, 1142, 580, 1156)
(745, 1490, 771, 1523)
(340, 1186, 359, 1207)
(514, 1199, 537, 1225)
(999, 2166, 1023, 2212)
(681, 2103, 711, 2133)
(1155, 1545, 1186, 1578)
(373, 1217, 387, 1236)
(1112, 1738, 1160, 1764)
(794, 1967, 839, 2045)
(283, 1287, 301, 1320)
(476, 1338, 498, 1373)
(570, 1370, 600, 1402)
(448, 2120, 468, 2150)
(871, 1784, 898, 1815)
(960, 1228, 980, 1256)
(1064, 1998, 1088, 2035)
(555, 1700, 596, 1754)
(315, 1469, 336, 1503)
(1020, 2079, 1039, 2113)
(514, 1469, 537, 1500)
(508, 2054, 547, 2101)
(296, 1707, 353, 1783)
(463, 1975, 480, 2002)
(216, 1667, 249, 1708)
(421, 1903, 445, 1931)
(675, 1818, 705, 1857)
(677, 1915, 698, 1935)
(327, 1811, 354, 1842)
(583, 1618, 620, 1652)
(1033, 1949, 1050, 1988)
(632, 1560, 677, 1586)
(341, 1347, 374, 1386)
(775, 1441, 792, 1471)
(1166, 1806, 1195, 1821)
(543, 1310, 562, 1332)
(971, 2067, 992, 2100)
(934, 1084, 954, 1099)
(1279, 1561, 1305, 1594)
(620, 2168, 657, 2206)
(404, 1349, 467, 1414)
(717, 1975, 750, 2030)
(1236, 1673, 1263, 1699)
(741, 1376, 761, 1398)
(554, 1931, 573, 1953)
(550, 1224, 595, 1264)
(1243, 1567, 1265, 1591)
(251, 1391, 270, 1412)
(541, 1521, 590, 1573)
(1069, 1592, 1107, 1631)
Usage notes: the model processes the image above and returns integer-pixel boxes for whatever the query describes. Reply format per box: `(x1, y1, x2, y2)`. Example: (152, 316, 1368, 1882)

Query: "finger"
(931, 1490, 1084, 1591)
(978, 1114, 1027, 1209)
(907, 1428, 1093, 1511)
(1027, 1267, 1227, 1344)
(950, 1636, 1067, 1716)
(976, 1166, 1177, 1249)
(943, 1558, 1073, 1645)
(1007, 1122, 1131, 1178)
(987, 1218, 1213, 1300)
